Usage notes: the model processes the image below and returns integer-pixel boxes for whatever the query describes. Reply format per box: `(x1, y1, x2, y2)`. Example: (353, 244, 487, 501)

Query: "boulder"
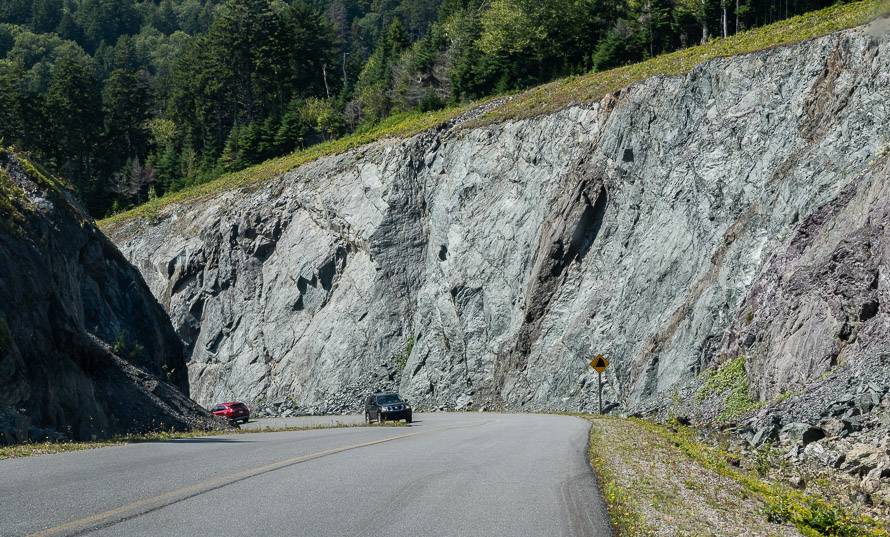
(842, 443, 889, 476)
(818, 418, 851, 438)
(788, 476, 806, 489)
(803, 442, 845, 469)
(751, 424, 780, 447)
(860, 466, 886, 494)
(853, 390, 881, 417)
(779, 423, 826, 447)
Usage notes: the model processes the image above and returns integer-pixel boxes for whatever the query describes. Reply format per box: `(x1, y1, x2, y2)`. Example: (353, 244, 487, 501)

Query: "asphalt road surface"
(1, 413, 611, 537)
(242, 414, 367, 430)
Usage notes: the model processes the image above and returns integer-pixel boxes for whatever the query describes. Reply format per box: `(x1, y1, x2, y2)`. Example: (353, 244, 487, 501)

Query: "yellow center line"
(27, 427, 441, 537)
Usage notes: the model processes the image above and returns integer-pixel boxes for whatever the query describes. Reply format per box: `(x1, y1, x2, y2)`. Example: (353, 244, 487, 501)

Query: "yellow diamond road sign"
(590, 355, 609, 373)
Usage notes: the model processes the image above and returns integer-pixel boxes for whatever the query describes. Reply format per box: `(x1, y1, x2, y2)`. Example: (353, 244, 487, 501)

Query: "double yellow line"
(28, 429, 427, 537)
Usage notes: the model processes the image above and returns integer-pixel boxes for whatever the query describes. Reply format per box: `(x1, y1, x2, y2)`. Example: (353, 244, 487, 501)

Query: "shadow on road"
(139, 438, 254, 444)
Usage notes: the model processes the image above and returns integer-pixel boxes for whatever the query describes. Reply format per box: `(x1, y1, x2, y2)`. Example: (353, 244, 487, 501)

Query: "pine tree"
(154, 0, 178, 35)
(31, 0, 63, 33)
(44, 43, 102, 197)
(0, 61, 24, 145)
(0, 0, 31, 26)
(103, 68, 152, 159)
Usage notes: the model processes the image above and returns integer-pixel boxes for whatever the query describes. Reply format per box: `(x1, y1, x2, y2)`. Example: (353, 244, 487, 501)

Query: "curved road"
(1, 413, 611, 537)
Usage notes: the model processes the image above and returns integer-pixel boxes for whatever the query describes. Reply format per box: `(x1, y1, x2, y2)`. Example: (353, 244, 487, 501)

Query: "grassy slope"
(586, 416, 888, 536)
(99, 0, 889, 230)
(99, 104, 479, 228)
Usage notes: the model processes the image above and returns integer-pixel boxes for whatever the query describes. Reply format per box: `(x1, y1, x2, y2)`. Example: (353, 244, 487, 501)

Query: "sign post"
(589, 354, 609, 415)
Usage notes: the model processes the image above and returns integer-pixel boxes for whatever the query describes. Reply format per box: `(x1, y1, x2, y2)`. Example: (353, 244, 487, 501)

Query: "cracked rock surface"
(109, 24, 890, 416)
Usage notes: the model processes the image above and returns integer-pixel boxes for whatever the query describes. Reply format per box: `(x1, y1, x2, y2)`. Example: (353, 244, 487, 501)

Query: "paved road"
(1, 413, 611, 537)
(242, 414, 367, 430)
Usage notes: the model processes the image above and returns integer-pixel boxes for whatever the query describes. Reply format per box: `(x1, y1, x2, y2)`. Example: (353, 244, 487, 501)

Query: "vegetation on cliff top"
(98, 0, 889, 230)
(469, 0, 890, 127)
(4, 0, 888, 218)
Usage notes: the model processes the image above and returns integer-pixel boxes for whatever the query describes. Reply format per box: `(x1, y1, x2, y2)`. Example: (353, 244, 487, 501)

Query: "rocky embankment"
(0, 151, 219, 443)
(108, 22, 889, 427)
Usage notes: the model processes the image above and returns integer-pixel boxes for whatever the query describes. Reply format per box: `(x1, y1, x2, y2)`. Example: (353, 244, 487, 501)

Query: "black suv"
(364, 392, 412, 423)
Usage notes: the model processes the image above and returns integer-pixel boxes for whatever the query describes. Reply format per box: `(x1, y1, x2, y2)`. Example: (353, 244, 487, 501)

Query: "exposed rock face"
(109, 24, 890, 415)
(0, 152, 217, 443)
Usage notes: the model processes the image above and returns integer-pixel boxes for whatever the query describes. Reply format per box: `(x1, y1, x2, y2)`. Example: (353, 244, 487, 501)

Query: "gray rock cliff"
(108, 24, 890, 417)
(0, 151, 218, 442)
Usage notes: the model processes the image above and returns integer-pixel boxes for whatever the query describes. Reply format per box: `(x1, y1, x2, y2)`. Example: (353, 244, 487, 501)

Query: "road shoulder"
(585, 416, 889, 536)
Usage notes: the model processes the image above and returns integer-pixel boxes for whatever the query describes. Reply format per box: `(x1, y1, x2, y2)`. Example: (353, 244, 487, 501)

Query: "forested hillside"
(0, 0, 860, 216)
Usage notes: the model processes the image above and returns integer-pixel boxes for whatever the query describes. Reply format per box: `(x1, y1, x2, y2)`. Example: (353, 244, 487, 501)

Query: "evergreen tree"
(44, 43, 101, 199)
(76, 0, 141, 51)
(31, 0, 62, 33)
(0, 61, 24, 145)
(0, 25, 15, 57)
(154, 0, 178, 35)
(0, 0, 32, 26)
(103, 68, 151, 160)
(355, 19, 408, 122)
(56, 3, 84, 44)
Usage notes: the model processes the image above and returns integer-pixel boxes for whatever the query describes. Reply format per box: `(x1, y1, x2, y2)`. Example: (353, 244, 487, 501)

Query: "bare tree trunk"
(648, 0, 654, 57)
(736, 0, 740, 34)
(700, 0, 709, 44)
(322, 63, 331, 99)
(722, 1, 728, 38)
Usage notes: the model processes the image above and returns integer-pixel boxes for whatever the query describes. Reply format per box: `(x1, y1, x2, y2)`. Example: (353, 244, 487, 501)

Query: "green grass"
(0, 421, 406, 461)
(99, 0, 889, 229)
(643, 418, 889, 537)
(587, 418, 654, 536)
(697, 356, 763, 422)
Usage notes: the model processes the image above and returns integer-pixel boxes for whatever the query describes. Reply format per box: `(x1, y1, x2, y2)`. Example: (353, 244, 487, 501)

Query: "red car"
(210, 402, 250, 424)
